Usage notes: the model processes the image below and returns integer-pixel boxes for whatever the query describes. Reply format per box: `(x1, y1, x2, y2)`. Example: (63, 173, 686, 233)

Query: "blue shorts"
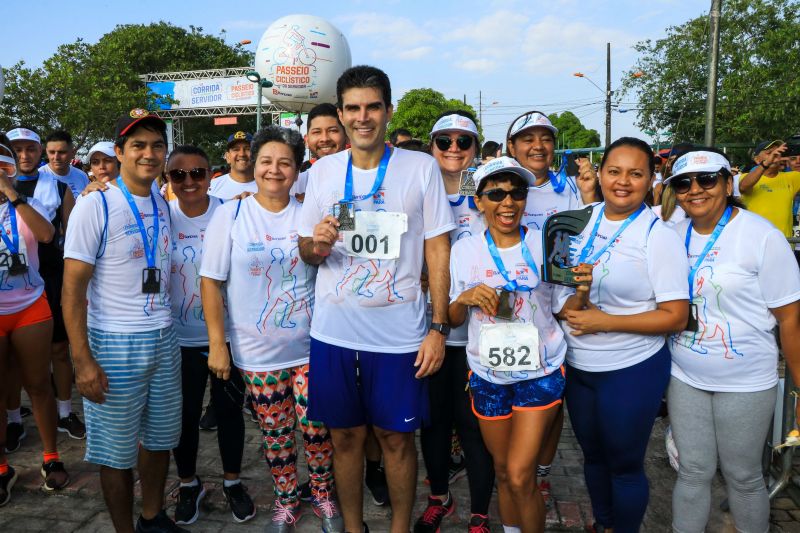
(307, 338, 429, 432)
(469, 367, 565, 420)
(84, 326, 182, 469)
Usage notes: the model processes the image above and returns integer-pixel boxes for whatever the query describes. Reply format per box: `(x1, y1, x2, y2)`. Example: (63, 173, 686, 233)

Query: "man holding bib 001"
(298, 65, 455, 533)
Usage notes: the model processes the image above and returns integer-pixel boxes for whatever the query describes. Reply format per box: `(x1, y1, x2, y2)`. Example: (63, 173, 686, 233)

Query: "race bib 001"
(343, 211, 408, 260)
(478, 322, 540, 372)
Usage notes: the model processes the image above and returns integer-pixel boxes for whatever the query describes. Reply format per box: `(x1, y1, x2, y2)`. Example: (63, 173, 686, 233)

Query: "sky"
(1, 0, 711, 147)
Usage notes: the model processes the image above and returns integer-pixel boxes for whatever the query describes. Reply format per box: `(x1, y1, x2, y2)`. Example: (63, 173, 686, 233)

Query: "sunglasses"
(168, 167, 208, 183)
(434, 135, 474, 152)
(670, 172, 721, 194)
(479, 188, 528, 202)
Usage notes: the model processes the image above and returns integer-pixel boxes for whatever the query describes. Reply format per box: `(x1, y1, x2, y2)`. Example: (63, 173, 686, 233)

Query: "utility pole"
(605, 42, 612, 148)
(705, 0, 722, 146)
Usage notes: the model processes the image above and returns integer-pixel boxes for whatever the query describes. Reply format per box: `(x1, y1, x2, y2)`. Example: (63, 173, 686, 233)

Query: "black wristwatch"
(10, 194, 27, 207)
(429, 323, 451, 337)
(760, 161, 770, 169)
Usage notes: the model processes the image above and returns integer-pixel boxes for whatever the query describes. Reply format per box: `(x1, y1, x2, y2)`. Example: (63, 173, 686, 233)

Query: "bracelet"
(760, 161, 770, 169)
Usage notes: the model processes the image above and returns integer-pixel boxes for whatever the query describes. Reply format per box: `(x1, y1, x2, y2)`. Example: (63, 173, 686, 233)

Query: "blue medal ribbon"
(485, 226, 540, 292)
(0, 204, 21, 254)
(116, 177, 159, 269)
(548, 153, 569, 194)
(449, 195, 478, 209)
(15, 172, 38, 182)
(577, 202, 646, 264)
(341, 145, 391, 203)
(685, 206, 732, 300)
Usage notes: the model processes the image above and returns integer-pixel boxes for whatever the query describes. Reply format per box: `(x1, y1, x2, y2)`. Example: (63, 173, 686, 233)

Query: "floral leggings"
(243, 363, 333, 508)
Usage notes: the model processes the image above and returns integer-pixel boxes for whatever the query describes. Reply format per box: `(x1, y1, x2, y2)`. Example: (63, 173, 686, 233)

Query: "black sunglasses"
(479, 188, 528, 202)
(434, 135, 474, 152)
(168, 167, 208, 183)
(670, 172, 721, 194)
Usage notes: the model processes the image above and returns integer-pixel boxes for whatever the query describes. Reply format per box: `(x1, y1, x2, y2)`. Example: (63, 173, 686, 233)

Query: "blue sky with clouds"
(2, 0, 709, 146)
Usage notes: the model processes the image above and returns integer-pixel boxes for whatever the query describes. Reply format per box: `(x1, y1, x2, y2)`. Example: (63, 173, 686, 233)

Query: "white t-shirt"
(561, 203, 689, 371)
(652, 204, 687, 226)
(450, 229, 570, 384)
(40, 164, 90, 199)
(201, 196, 315, 372)
(523, 176, 583, 231)
(0, 198, 49, 314)
(669, 210, 800, 392)
(290, 169, 309, 198)
(16, 173, 62, 222)
(298, 148, 455, 353)
(208, 174, 258, 200)
(169, 198, 227, 347)
(64, 184, 172, 332)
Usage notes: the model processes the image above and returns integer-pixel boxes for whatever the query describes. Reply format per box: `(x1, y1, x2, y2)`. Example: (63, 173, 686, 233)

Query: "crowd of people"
(0, 64, 799, 533)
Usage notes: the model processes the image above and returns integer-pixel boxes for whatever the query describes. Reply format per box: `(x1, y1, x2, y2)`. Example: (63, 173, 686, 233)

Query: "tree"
(389, 88, 480, 142)
(0, 22, 254, 162)
(619, 0, 800, 149)
(548, 111, 601, 148)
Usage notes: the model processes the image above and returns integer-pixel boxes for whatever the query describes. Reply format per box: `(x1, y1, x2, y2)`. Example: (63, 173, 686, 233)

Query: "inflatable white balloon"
(255, 15, 352, 113)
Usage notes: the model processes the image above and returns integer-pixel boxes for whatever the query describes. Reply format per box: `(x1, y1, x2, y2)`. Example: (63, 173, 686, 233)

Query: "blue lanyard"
(0, 204, 21, 254)
(116, 177, 159, 269)
(449, 195, 477, 209)
(548, 156, 568, 194)
(578, 203, 646, 264)
(685, 206, 732, 300)
(16, 172, 38, 182)
(341, 145, 391, 203)
(485, 227, 540, 292)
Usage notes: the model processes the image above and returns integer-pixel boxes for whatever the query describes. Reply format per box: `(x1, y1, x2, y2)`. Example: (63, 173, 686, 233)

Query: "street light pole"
(705, 0, 723, 146)
(246, 70, 273, 132)
(605, 42, 612, 148)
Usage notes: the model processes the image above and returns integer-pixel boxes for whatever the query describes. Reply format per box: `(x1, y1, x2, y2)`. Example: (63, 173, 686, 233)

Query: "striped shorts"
(84, 326, 182, 469)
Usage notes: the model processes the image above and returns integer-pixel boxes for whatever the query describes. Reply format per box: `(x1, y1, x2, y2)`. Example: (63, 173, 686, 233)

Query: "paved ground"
(0, 390, 798, 532)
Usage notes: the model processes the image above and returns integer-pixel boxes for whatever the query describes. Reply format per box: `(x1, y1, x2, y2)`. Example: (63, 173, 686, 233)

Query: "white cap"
(430, 114, 479, 137)
(665, 150, 731, 183)
(87, 141, 116, 160)
(474, 156, 536, 188)
(508, 111, 558, 139)
(6, 127, 41, 145)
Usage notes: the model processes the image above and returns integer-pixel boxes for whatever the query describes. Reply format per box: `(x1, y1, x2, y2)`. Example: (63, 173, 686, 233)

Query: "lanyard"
(685, 206, 732, 300)
(548, 156, 568, 194)
(578, 202, 646, 264)
(341, 145, 391, 203)
(16, 172, 38, 182)
(0, 204, 21, 254)
(449, 195, 477, 209)
(485, 226, 540, 292)
(117, 177, 159, 269)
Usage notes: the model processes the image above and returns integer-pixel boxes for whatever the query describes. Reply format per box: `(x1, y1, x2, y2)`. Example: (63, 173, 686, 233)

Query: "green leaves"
(389, 88, 480, 142)
(548, 111, 601, 149)
(620, 0, 800, 151)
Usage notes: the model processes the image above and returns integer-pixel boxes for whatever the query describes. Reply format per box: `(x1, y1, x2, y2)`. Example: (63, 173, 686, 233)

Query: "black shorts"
(42, 271, 67, 343)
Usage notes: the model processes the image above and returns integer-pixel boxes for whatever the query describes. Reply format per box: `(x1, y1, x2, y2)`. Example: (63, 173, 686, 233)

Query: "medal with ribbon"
(117, 177, 161, 294)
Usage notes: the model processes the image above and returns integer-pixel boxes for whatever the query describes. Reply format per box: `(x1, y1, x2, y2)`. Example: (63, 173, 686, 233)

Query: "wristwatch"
(760, 161, 770, 169)
(10, 194, 27, 207)
(429, 323, 451, 337)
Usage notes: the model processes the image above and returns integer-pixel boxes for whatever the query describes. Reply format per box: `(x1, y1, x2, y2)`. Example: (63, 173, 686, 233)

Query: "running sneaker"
(264, 500, 302, 532)
(19, 406, 32, 418)
(538, 478, 552, 508)
(448, 455, 467, 484)
(57, 413, 86, 440)
(173, 478, 206, 525)
(311, 490, 345, 533)
(135, 509, 190, 532)
(41, 461, 70, 491)
(0, 466, 17, 507)
(5, 422, 26, 453)
(223, 481, 256, 523)
(413, 493, 455, 533)
(468, 514, 491, 533)
(365, 464, 389, 506)
(298, 479, 313, 502)
(198, 403, 217, 431)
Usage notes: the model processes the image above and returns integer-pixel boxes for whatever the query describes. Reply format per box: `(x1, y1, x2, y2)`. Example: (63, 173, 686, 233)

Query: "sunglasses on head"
(434, 135, 474, 152)
(670, 172, 721, 194)
(168, 167, 208, 183)
(479, 187, 528, 202)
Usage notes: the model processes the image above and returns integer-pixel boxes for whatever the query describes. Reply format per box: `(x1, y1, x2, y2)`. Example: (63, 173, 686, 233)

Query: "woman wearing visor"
(665, 148, 800, 533)
(414, 110, 494, 533)
(0, 135, 69, 505)
(449, 156, 591, 533)
(86, 141, 119, 183)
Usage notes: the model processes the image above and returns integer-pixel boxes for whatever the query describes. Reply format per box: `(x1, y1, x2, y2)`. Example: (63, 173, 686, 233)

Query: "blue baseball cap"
(227, 131, 253, 147)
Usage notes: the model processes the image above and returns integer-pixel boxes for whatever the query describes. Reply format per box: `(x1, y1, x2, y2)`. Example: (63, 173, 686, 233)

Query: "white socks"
(57, 400, 72, 419)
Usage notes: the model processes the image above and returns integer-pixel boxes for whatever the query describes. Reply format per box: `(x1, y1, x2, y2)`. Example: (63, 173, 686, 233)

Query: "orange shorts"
(0, 293, 53, 337)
